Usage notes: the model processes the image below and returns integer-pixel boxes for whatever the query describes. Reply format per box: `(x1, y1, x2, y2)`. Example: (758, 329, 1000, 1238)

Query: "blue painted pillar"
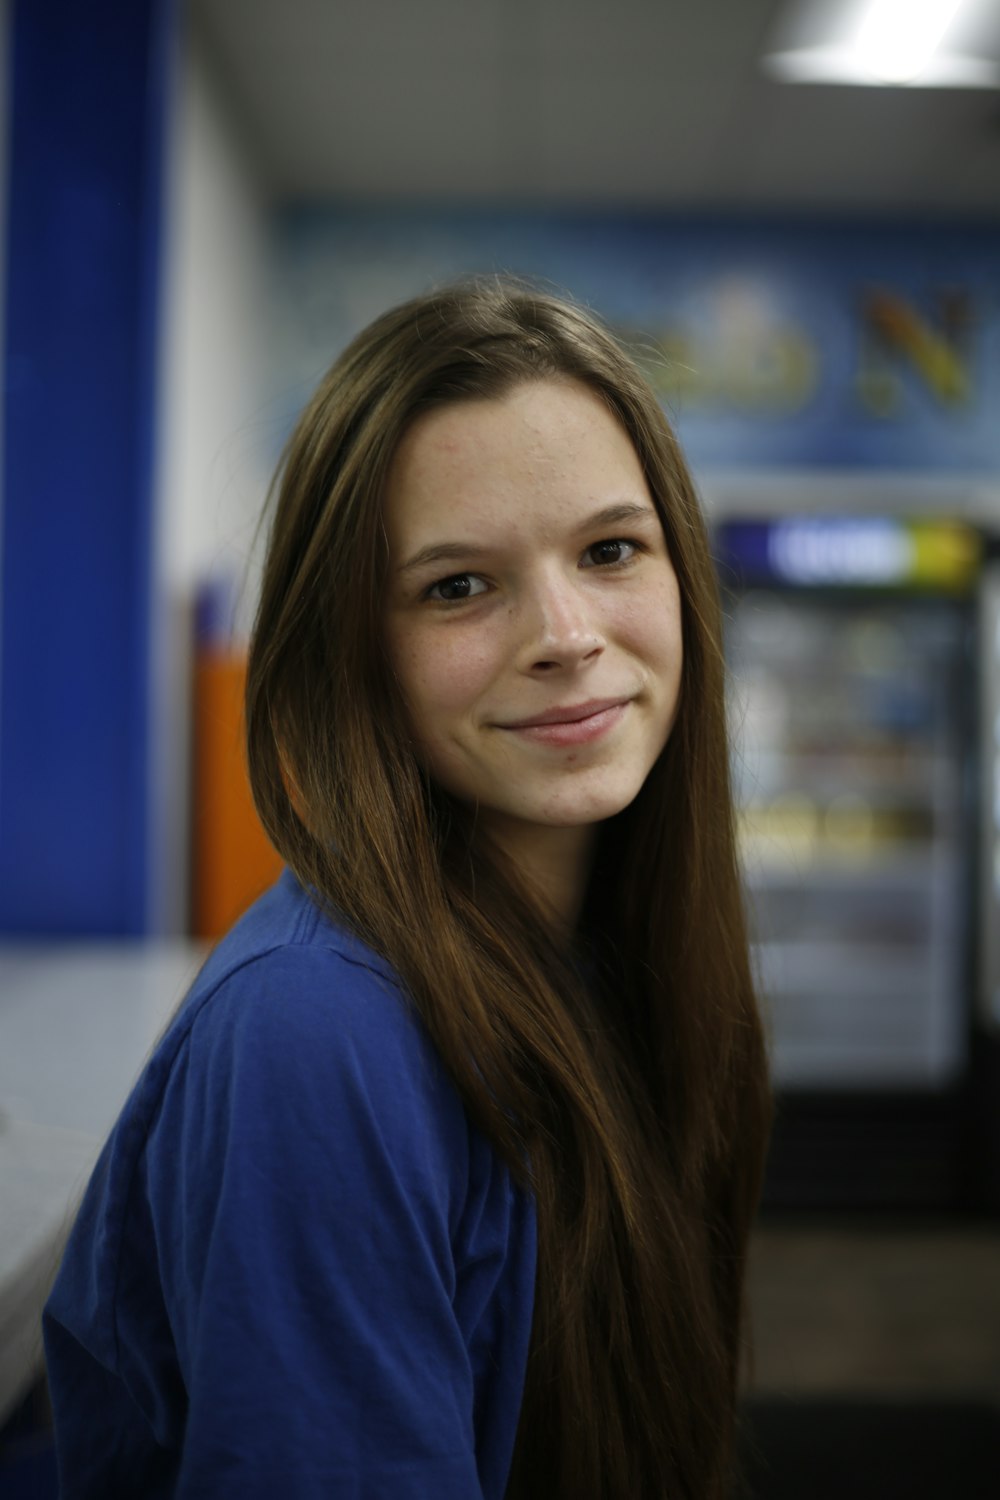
(0, 0, 174, 933)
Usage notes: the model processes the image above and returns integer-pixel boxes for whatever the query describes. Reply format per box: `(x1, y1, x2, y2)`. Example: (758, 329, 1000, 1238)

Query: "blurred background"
(1, 0, 999, 1494)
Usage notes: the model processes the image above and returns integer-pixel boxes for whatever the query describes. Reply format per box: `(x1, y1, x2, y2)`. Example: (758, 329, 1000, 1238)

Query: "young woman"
(44, 280, 771, 1499)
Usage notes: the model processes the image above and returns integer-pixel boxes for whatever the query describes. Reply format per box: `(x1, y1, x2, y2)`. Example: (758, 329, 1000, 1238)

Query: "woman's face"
(381, 378, 683, 853)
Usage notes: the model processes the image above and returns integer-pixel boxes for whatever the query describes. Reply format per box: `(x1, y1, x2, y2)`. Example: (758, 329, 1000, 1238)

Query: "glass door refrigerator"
(714, 517, 994, 1210)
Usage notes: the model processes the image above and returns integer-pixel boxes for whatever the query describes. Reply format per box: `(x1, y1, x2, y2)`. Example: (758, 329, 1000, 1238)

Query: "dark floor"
(736, 1396, 1000, 1500)
(747, 1218, 1000, 1399)
(739, 1217, 1000, 1498)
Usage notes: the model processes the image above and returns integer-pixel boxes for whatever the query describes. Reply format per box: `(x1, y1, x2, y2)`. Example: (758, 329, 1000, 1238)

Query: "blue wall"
(0, 0, 172, 934)
(275, 208, 1000, 476)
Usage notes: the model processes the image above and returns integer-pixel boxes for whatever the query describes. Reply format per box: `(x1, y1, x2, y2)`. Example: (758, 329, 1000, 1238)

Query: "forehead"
(382, 378, 649, 538)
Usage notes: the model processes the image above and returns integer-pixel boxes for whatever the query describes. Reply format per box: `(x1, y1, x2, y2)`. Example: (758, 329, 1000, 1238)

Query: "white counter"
(0, 943, 206, 1425)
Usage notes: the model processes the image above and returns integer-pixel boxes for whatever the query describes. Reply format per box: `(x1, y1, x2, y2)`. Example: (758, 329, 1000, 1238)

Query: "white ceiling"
(193, 0, 1000, 215)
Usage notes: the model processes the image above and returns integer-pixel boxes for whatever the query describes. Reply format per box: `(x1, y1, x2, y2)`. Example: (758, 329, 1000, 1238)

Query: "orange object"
(191, 650, 283, 940)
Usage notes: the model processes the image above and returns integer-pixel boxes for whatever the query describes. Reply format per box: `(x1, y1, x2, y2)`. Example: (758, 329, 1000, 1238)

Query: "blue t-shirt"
(43, 870, 537, 1498)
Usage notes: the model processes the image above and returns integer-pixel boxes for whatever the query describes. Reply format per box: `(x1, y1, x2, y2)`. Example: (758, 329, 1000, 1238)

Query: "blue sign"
(715, 518, 981, 591)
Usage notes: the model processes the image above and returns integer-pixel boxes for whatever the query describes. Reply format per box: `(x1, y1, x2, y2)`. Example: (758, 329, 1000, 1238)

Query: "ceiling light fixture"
(854, 0, 963, 82)
(762, 0, 1000, 88)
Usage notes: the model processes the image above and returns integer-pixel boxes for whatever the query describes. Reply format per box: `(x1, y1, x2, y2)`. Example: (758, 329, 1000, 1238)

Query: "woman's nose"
(517, 572, 606, 674)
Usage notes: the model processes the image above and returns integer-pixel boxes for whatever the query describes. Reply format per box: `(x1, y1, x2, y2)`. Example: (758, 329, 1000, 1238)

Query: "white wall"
(148, 18, 277, 934)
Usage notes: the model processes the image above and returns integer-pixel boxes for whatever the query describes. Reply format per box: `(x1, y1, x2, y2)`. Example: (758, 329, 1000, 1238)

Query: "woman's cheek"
(624, 573, 683, 656)
(402, 623, 501, 717)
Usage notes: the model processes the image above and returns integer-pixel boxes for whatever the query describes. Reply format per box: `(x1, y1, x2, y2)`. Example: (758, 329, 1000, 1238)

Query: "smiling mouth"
(498, 698, 631, 748)
(501, 697, 631, 730)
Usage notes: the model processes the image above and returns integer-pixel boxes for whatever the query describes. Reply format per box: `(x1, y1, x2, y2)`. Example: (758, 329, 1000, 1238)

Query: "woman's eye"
(427, 573, 488, 602)
(583, 538, 638, 568)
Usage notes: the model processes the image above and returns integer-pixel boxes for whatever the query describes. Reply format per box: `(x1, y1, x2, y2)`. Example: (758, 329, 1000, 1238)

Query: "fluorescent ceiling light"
(855, 0, 963, 81)
(763, 45, 999, 85)
(762, 0, 1000, 88)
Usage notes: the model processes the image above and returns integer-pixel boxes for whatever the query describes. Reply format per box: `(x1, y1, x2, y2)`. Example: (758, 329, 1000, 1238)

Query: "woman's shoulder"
(186, 864, 403, 1026)
(148, 868, 458, 1145)
(180, 867, 403, 1018)
(55, 873, 482, 1337)
(66, 868, 471, 1257)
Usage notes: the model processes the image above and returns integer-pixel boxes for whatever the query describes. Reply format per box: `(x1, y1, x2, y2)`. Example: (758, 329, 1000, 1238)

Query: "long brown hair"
(246, 278, 771, 1499)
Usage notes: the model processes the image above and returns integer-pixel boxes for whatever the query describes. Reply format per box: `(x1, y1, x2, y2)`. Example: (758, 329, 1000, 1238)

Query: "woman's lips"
(500, 700, 630, 748)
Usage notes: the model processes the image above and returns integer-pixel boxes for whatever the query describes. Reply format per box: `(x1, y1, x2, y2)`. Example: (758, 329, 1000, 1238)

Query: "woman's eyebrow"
(576, 501, 659, 533)
(397, 500, 658, 576)
(397, 540, 491, 576)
